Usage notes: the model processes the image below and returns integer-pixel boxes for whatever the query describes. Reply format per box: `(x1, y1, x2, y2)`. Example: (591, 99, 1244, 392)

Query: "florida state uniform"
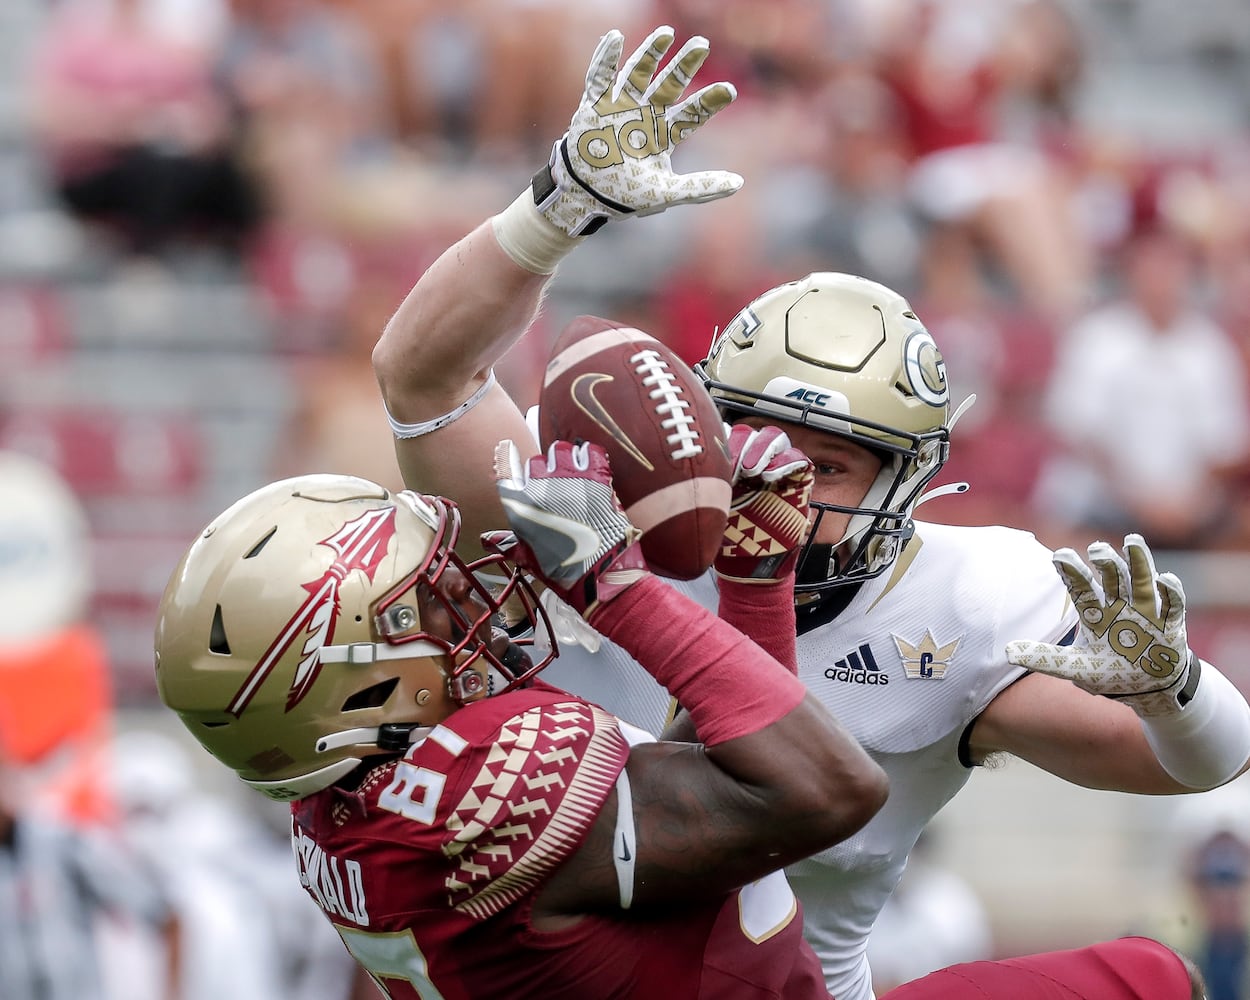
(543, 521, 1080, 1000)
(291, 683, 829, 1000)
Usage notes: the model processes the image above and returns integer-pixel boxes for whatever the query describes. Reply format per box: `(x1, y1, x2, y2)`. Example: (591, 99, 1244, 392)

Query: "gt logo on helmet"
(903, 331, 948, 407)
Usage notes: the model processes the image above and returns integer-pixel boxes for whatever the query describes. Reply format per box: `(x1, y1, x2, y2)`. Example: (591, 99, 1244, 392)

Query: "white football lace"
(632, 348, 702, 460)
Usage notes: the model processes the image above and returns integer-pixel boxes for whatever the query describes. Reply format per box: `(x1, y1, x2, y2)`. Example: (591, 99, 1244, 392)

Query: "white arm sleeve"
(1140, 660, 1250, 789)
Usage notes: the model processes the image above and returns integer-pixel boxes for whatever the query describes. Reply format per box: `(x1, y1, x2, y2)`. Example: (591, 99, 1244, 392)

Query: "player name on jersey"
(294, 828, 370, 926)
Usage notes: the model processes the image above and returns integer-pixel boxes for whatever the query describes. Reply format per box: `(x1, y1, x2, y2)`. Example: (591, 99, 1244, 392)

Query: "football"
(539, 315, 732, 580)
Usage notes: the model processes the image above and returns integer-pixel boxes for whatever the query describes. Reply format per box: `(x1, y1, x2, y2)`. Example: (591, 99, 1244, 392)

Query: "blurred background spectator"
(2, 0, 1250, 984)
(1184, 831, 1250, 1000)
(0, 451, 115, 824)
(1152, 779, 1250, 1000)
(101, 727, 374, 1000)
(27, 0, 259, 264)
(1033, 204, 1250, 550)
(0, 736, 180, 1000)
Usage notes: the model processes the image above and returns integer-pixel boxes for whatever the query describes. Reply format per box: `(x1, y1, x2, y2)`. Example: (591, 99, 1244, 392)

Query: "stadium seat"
(0, 407, 203, 498)
(0, 283, 68, 363)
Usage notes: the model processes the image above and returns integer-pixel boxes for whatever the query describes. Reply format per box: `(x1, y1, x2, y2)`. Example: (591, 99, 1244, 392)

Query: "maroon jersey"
(290, 684, 830, 999)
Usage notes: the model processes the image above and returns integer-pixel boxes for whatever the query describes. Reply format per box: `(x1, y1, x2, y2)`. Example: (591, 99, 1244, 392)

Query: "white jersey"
(540, 520, 1076, 1000)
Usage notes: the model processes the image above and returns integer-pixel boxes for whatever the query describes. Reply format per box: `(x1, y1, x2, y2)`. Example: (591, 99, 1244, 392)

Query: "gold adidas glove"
(533, 25, 743, 237)
(1005, 534, 1197, 717)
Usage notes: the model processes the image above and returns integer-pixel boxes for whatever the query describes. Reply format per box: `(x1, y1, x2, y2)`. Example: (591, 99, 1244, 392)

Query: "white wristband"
(490, 190, 584, 275)
(612, 766, 636, 910)
(385, 369, 497, 440)
(1139, 660, 1250, 789)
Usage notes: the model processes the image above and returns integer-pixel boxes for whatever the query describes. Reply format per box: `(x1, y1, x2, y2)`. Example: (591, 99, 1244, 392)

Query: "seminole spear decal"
(227, 507, 398, 716)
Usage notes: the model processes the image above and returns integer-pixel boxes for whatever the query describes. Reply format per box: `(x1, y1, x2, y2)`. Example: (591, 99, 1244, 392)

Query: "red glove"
(484, 439, 648, 618)
(714, 425, 814, 584)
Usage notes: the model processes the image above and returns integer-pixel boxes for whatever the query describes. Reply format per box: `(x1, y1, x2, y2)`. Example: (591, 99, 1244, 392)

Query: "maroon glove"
(714, 424, 814, 584)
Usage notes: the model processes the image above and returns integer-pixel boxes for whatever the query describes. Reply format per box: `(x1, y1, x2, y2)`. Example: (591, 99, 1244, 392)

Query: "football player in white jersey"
(371, 25, 1249, 1000)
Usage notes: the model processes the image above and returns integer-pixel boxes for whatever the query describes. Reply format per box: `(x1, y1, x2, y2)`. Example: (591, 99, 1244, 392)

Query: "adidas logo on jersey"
(824, 643, 889, 685)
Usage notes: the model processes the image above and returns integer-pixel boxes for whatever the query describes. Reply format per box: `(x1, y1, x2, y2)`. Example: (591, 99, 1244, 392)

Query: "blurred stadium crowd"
(2, 0, 1250, 996)
(0, 0, 1249, 696)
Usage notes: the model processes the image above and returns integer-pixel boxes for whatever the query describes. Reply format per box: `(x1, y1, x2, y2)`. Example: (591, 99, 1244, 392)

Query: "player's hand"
(485, 439, 648, 618)
(1005, 534, 1197, 717)
(714, 424, 815, 584)
(534, 25, 743, 237)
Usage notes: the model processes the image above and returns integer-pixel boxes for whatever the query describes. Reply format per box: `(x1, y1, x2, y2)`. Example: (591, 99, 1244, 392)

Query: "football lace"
(631, 348, 703, 460)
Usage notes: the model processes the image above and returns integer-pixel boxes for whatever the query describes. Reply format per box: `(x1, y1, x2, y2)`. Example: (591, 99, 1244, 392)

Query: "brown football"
(539, 315, 732, 580)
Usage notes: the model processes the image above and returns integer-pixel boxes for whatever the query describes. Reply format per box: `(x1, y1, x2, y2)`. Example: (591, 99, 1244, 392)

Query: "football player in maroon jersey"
(153, 436, 888, 999)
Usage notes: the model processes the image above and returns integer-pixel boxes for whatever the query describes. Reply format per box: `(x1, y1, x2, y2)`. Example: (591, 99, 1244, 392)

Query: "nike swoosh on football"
(500, 496, 602, 569)
(571, 373, 655, 471)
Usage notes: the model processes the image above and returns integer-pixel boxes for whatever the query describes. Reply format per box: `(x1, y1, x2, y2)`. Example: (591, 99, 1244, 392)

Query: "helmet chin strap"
(315, 726, 433, 753)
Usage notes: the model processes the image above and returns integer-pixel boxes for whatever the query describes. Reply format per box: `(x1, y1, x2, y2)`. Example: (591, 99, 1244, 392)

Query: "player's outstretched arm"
(485, 440, 887, 916)
(662, 424, 815, 742)
(999, 534, 1250, 791)
(372, 25, 741, 559)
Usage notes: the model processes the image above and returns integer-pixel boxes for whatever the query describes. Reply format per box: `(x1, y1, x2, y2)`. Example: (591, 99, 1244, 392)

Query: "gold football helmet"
(154, 475, 550, 801)
(697, 272, 970, 592)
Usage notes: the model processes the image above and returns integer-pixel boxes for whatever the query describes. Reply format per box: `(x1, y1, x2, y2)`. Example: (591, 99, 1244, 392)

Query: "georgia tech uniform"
(541, 520, 1077, 1000)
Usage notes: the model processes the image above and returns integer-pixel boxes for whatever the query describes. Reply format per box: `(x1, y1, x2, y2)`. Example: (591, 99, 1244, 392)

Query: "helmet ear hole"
(243, 526, 277, 559)
(341, 678, 399, 712)
(209, 605, 231, 655)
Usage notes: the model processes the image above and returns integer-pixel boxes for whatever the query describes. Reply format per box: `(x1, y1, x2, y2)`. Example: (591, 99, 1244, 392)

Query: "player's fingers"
(668, 82, 738, 146)
(762, 449, 813, 485)
(1157, 572, 1187, 632)
(583, 29, 625, 103)
(643, 34, 709, 107)
(481, 529, 520, 558)
(667, 169, 745, 204)
(1052, 548, 1100, 605)
(615, 25, 675, 103)
(541, 438, 612, 478)
(493, 439, 527, 486)
(1123, 533, 1162, 620)
(738, 426, 792, 478)
(726, 423, 756, 481)
(738, 432, 775, 478)
(1086, 541, 1128, 605)
(1004, 639, 1076, 676)
(1005, 639, 1050, 667)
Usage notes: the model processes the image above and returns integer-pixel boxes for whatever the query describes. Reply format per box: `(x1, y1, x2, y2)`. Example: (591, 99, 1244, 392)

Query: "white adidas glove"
(1005, 534, 1197, 717)
(533, 25, 743, 237)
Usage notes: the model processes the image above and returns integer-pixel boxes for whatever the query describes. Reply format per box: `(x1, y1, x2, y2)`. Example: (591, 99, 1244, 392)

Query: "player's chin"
(812, 523, 851, 549)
